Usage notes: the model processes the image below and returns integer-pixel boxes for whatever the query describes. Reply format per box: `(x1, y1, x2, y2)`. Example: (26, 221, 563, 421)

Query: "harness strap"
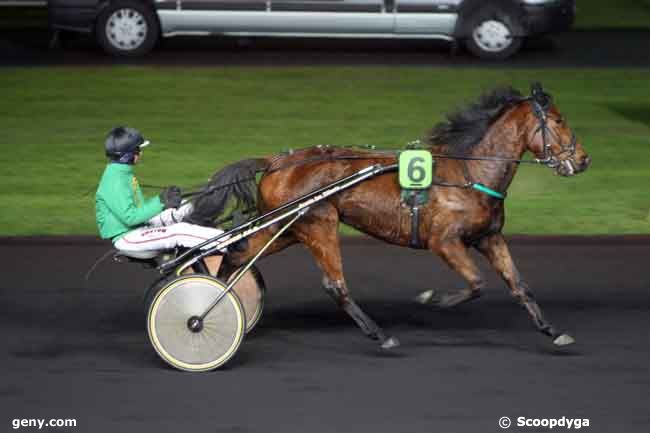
(410, 205, 421, 248)
(472, 183, 506, 200)
(401, 189, 429, 248)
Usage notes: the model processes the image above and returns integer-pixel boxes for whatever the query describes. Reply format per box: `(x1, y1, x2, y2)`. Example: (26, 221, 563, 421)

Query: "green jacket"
(95, 163, 164, 240)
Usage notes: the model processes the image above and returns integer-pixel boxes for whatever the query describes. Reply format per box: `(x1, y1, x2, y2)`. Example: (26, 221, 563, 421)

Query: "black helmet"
(105, 126, 150, 164)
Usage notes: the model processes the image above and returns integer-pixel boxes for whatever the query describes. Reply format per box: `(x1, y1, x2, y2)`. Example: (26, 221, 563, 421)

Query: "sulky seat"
(113, 249, 172, 268)
(114, 250, 161, 260)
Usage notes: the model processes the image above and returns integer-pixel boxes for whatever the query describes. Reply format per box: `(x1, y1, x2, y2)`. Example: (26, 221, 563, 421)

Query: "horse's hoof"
(415, 289, 478, 308)
(553, 333, 575, 346)
(415, 290, 435, 305)
(381, 336, 400, 350)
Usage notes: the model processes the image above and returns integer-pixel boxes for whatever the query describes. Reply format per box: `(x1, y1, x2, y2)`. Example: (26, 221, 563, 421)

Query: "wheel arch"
(94, 0, 161, 31)
(454, 0, 527, 38)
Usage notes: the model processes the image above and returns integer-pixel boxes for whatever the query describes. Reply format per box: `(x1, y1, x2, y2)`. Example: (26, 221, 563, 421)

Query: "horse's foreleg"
(294, 213, 399, 349)
(477, 233, 574, 346)
(417, 238, 484, 308)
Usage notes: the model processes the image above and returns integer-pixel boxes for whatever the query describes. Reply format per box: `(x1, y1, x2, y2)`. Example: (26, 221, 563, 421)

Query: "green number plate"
(399, 150, 433, 189)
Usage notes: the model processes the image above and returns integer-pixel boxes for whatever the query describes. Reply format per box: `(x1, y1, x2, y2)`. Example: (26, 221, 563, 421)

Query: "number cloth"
(399, 150, 433, 189)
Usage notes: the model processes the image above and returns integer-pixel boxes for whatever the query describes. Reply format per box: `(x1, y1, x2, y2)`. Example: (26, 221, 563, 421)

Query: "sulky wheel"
(147, 275, 245, 372)
(228, 265, 266, 334)
(143, 275, 172, 314)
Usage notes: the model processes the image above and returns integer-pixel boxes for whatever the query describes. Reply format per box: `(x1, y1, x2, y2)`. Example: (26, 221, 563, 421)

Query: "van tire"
(464, 7, 523, 60)
(95, 0, 159, 57)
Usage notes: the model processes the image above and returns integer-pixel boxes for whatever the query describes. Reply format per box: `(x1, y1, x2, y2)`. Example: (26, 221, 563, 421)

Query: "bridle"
(526, 86, 578, 171)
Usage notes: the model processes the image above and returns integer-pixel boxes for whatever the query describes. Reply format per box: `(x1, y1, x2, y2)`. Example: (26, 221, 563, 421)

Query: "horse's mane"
(427, 87, 524, 155)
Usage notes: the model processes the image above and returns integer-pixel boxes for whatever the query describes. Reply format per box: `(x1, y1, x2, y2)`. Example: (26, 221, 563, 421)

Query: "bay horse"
(190, 83, 591, 349)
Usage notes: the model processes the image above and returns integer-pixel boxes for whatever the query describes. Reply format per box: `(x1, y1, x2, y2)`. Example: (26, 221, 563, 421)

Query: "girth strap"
(401, 189, 429, 249)
(409, 205, 421, 248)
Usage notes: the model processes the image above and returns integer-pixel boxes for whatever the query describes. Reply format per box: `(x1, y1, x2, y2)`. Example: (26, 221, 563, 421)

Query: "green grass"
(0, 67, 649, 236)
(575, 0, 650, 29)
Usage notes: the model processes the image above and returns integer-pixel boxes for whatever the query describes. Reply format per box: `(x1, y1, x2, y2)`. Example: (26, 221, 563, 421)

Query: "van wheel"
(464, 8, 523, 60)
(96, 0, 159, 57)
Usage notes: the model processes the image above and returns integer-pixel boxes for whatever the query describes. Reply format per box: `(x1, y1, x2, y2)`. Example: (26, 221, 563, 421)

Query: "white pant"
(114, 203, 227, 252)
(114, 223, 226, 252)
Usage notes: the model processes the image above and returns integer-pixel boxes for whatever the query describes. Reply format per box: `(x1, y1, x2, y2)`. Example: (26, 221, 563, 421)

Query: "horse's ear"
(530, 82, 551, 111)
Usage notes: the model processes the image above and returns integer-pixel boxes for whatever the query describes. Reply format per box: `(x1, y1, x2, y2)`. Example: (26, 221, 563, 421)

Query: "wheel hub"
(187, 316, 204, 333)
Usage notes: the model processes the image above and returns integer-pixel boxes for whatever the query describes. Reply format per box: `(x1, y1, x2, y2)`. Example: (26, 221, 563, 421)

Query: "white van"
(48, 0, 576, 59)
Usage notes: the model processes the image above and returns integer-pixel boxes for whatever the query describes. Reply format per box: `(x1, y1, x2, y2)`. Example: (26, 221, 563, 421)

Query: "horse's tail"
(187, 158, 269, 227)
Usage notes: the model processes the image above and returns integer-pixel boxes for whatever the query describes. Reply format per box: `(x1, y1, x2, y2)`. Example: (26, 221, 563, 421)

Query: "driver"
(95, 126, 226, 253)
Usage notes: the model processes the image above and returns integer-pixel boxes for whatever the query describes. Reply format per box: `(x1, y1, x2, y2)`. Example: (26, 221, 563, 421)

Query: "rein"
(143, 143, 544, 203)
(141, 150, 540, 201)
(143, 86, 575, 203)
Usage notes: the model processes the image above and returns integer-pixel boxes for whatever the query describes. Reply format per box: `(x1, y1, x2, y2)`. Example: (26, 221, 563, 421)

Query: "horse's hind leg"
(293, 207, 399, 350)
(417, 237, 484, 308)
(219, 228, 297, 279)
(477, 233, 574, 346)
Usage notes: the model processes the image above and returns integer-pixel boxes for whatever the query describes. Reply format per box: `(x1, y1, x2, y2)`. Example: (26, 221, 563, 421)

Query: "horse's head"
(523, 83, 591, 176)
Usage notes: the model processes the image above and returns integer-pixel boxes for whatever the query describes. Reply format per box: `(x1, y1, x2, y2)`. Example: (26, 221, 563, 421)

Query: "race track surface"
(2, 29, 650, 67)
(1, 237, 649, 433)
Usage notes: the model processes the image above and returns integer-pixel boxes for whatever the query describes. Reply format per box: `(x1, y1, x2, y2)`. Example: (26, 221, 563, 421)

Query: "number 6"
(408, 157, 426, 182)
